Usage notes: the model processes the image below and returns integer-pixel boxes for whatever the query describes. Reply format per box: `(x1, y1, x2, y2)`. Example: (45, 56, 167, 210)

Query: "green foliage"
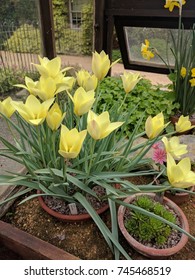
(0, 68, 39, 96)
(125, 196, 176, 245)
(81, 1, 93, 55)
(112, 49, 122, 63)
(98, 76, 179, 134)
(3, 24, 41, 53)
(56, 29, 82, 54)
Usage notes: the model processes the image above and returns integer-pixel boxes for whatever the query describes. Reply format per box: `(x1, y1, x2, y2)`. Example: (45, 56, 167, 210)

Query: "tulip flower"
(58, 125, 87, 159)
(167, 153, 195, 188)
(76, 69, 98, 91)
(87, 110, 123, 140)
(175, 115, 195, 133)
(121, 71, 141, 94)
(12, 95, 54, 125)
(164, 0, 186, 12)
(92, 50, 120, 80)
(32, 56, 71, 79)
(162, 136, 187, 159)
(0, 97, 15, 118)
(46, 103, 66, 131)
(145, 112, 169, 139)
(15, 76, 38, 96)
(68, 87, 95, 116)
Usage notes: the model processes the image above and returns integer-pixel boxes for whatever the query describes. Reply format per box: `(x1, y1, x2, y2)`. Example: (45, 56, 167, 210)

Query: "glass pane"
(124, 26, 178, 67)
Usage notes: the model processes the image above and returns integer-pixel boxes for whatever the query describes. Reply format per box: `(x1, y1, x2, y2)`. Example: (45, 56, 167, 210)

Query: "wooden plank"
(38, 0, 56, 59)
(0, 221, 79, 260)
(93, 0, 105, 52)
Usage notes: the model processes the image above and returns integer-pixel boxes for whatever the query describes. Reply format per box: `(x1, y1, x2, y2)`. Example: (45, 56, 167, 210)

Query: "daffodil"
(46, 103, 66, 131)
(12, 95, 54, 125)
(162, 136, 187, 159)
(121, 71, 141, 94)
(87, 110, 123, 140)
(58, 125, 87, 159)
(76, 69, 98, 91)
(92, 50, 120, 80)
(167, 153, 195, 188)
(0, 97, 15, 118)
(141, 39, 155, 60)
(68, 87, 95, 116)
(180, 66, 186, 78)
(189, 78, 195, 87)
(191, 68, 195, 78)
(145, 112, 170, 139)
(164, 0, 186, 12)
(175, 115, 195, 133)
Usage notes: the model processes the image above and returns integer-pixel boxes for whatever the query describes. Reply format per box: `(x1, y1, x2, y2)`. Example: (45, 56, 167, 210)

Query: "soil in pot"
(1, 176, 195, 260)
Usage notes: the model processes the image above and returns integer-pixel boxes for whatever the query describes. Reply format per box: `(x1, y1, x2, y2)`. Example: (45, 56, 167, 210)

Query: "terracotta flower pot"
(118, 193, 189, 258)
(37, 191, 109, 222)
(164, 186, 194, 205)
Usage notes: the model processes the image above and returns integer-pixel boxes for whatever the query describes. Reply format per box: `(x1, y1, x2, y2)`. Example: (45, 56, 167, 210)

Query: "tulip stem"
(87, 138, 96, 178)
(118, 94, 127, 113)
(37, 126, 46, 168)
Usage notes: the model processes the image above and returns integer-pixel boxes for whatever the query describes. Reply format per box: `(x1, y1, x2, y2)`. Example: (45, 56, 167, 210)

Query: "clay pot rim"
(118, 193, 189, 258)
(37, 190, 109, 221)
(165, 186, 194, 197)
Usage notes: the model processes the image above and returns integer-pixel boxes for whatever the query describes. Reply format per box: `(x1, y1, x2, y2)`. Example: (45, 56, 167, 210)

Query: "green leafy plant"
(98, 76, 179, 134)
(125, 195, 176, 245)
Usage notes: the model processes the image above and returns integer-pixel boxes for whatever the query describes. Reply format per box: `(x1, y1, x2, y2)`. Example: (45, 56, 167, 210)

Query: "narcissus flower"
(162, 136, 187, 159)
(141, 39, 155, 60)
(175, 115, 195, 133)
(145, 112, 169, 139)
(167, 153, 195, 188)
(87, 110, 123, 140)
(68, 87, 95, 116)
(92, 50, 120, 80)
(0, 97, 15, 118)
(180, 67, 186, 78)
(164, 0, 186, 12)
(191, 68, 195, 77)
(58, 125, 87, 159)
(12, 95, 54, 125)
(189, 78, 195, 87)
(76, 70, 98, 91)
(46, 103, 66, 131)
(121, 71, 141, 94)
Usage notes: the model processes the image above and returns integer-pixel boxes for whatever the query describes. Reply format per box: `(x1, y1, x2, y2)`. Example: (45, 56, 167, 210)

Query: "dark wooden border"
(0, 221, 79, 260)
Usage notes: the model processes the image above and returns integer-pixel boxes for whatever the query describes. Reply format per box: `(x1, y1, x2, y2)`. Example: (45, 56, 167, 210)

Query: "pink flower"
(152, 148, 167, 165)
(152, 141, 162, 149)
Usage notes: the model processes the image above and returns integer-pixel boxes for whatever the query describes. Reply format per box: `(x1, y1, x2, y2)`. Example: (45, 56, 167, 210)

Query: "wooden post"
(38, 0, 56, 59)
(93, 0, 105, 52)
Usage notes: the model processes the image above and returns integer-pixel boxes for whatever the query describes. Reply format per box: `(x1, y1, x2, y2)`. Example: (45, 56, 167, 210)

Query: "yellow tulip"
(92, 50, 120, 80)
(12, 95, 54, 125)
(175, 115, 195, 133)
(164, 0, 186, 12)
(76, 70, 98, 91)
(167, 153, 195, 188)
(15, 76, 38, 96)
(68, 87, 95, 116)
(121, 71, 141, 94)
(58, 125, 87, 159)
(0, 97, 15, 118)
(87, 110, 123, 140)
(145, 112, 169, 139)
(33, 56, 61, 78)
(46, 103, 66, 131)
(162, 136, 187, 159)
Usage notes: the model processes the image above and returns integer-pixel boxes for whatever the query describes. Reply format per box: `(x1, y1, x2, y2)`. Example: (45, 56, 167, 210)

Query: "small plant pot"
(37, 191, 109, 222)
(164, 186, 194, 205)
(118, 193, 189, 259)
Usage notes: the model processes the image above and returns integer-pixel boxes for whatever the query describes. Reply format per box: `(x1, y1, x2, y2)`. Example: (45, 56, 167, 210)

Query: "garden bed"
(1, 179, 195, 260)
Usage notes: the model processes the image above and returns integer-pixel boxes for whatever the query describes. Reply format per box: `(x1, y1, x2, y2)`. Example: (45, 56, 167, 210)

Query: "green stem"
(37, 125, 46, 168)
(87, 138, 96, 177)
